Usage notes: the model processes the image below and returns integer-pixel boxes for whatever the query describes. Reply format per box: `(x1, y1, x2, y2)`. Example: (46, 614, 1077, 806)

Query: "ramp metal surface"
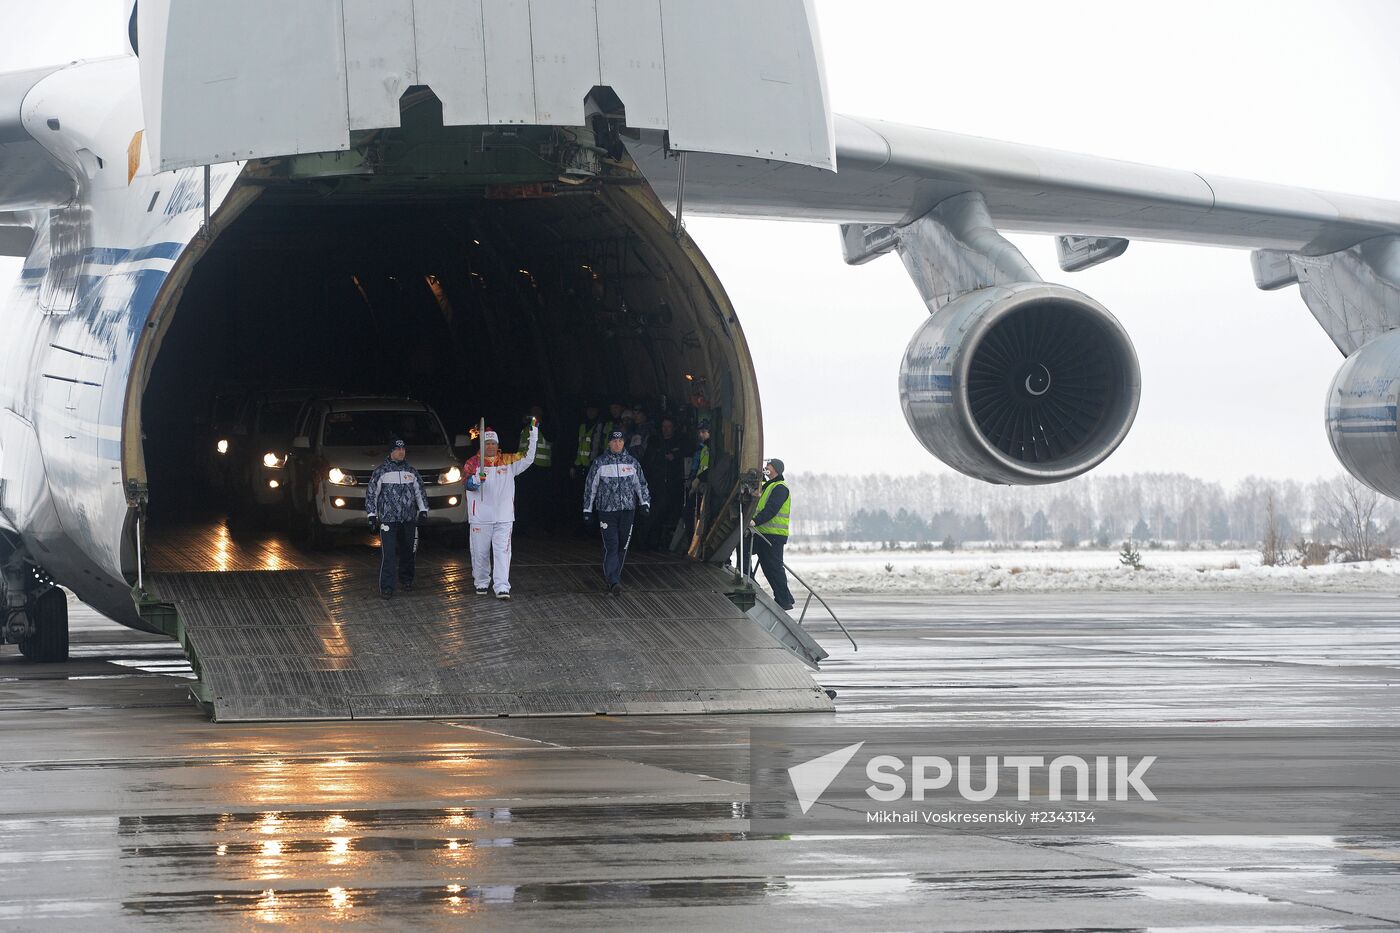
(148, 545, 832, 721)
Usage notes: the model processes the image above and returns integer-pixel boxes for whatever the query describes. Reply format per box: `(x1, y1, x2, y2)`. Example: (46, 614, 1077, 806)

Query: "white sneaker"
(495, 591, 511, 601)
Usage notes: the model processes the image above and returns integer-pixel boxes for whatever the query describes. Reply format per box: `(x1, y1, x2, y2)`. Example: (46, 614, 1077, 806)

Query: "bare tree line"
(788, 470, 1397, 559)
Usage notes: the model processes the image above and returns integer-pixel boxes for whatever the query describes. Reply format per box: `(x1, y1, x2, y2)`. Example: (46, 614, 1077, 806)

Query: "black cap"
(609, 430, 625, 440)
(697, 419, 711, 431)
(391, 438, 406, 450)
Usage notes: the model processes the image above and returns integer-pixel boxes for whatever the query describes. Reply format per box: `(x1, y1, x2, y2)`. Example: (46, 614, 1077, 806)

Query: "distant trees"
(788, 470, 1400, 558)
(1260, 494, 1284, 567)
(1317, 475, 1381, 561)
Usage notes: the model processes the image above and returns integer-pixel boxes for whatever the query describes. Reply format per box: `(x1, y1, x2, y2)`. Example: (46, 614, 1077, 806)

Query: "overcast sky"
(3, 0, 1397, 483)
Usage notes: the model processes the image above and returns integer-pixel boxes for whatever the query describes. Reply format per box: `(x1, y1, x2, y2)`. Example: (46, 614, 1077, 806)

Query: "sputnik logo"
(787, 741, 865, 814)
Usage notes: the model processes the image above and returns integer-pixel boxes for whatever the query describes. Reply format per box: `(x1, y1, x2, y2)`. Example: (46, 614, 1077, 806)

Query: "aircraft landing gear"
(2, 560, 69, 663)
(15, 588, 68, 663)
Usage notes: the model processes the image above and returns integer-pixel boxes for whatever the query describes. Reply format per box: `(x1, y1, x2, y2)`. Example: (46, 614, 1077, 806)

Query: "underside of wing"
(0, 66, 77, 221)
(625, 114, 1400, 498)
(630, 114, 1400, 256)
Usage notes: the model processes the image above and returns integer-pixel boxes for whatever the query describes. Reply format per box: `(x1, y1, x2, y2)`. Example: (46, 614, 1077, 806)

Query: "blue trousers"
(378, 521, 417, 592)
(598, 509, 635, 585)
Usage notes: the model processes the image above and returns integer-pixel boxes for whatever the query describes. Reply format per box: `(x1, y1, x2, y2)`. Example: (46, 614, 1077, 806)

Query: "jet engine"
(900, 282, 1141, 485)
(1325, 330, 1400, 498)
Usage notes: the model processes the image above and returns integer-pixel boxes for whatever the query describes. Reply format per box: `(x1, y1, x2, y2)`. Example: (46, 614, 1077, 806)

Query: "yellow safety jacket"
(753, 479, 791, 537)
(575, 424, 594, 466)
(522, 426, 552, 467)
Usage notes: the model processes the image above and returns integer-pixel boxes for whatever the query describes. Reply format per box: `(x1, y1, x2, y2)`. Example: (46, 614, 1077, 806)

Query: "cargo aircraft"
(2, 2, 1396, 698)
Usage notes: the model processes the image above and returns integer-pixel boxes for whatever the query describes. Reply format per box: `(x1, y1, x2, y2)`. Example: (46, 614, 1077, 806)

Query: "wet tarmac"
(1, 590, 1398, 930)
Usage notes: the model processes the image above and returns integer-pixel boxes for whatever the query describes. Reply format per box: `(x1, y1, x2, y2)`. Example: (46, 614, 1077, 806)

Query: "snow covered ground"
(780, 546, 1400, 593)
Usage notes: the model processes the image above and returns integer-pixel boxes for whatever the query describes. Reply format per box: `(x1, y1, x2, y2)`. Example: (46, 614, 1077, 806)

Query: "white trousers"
(470, 521, 513, 593)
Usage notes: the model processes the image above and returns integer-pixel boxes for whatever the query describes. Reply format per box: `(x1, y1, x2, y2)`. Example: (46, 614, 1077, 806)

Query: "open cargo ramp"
(143, 532, 832, 721)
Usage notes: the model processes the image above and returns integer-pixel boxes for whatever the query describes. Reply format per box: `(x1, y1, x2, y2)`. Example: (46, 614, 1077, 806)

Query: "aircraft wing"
(630, 113, 1400, 256)
(626, 114, 1400, 356)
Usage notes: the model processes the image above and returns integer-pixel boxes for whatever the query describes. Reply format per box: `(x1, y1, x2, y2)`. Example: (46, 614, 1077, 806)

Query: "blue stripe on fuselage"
(83, 242, 184, 266)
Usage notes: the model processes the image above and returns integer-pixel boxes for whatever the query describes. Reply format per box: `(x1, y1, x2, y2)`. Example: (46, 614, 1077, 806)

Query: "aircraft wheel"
(17, 587, 68, 663)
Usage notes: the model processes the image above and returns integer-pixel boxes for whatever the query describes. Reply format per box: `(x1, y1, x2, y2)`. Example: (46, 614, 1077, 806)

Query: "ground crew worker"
(688, 420, 712, 492)
(516, 406, 553, 527)
(572, 404, 604, 477)
(365, 439, 429, 599)
(519, 406, 552, 467)
(748, 458, 795, 610)
(582, 430, 651, 595)
(684, 419, 712, 537)
(464, 422, 538, 599)
(571, 404, 604, 533)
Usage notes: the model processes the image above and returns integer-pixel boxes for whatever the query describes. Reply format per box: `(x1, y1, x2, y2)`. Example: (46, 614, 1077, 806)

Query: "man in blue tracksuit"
(582, 430, 651, 595)
(365, 439, 429, 598)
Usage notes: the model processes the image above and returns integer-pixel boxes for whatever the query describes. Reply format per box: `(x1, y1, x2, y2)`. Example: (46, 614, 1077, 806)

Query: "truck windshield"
(322, 410, 447, 449)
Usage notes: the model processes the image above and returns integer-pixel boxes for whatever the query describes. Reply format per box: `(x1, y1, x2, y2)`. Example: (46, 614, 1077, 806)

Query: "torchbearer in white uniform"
(463, 421, 538, 599)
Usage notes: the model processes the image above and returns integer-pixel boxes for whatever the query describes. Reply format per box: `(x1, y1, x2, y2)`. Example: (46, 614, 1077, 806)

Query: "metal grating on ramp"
(148, 552, 832, 721)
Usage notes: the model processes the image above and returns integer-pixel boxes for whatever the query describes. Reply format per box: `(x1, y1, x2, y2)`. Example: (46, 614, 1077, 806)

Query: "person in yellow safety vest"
(684, 419, 713, 539)
(572, 403, 603, 476)
(747, 458, 794, 610)
(688, 420, 712, 492)
(519, 407, 552, 467)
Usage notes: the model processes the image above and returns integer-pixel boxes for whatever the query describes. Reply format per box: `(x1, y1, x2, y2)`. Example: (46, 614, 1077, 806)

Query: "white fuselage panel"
(137, 0, 835, 172)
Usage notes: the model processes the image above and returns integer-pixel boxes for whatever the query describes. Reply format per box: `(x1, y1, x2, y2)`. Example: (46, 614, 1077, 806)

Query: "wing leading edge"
(630, 114, 1400, 256)
(625, 115, 1400, 357)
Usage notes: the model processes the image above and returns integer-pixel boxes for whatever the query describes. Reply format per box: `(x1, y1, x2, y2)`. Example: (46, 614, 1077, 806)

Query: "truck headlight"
(328, 467, 356, 486)
(439, 466, 462, 485)
(263, 452, 285, 468)
(216, 439, 229, 454)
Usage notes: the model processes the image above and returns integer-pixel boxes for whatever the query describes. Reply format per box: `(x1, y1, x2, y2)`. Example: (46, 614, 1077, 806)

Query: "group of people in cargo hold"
(363, 406, 792, 607)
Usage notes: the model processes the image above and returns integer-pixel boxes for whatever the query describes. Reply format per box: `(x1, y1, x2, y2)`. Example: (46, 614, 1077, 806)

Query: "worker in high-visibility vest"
(688, 420, 712, 492)
(748, 457, 794, 609)
(572, 403, 603, 476)
(571, 404, 604, 533)
(684, 419, 712, 539)
(519, 407, 553, 468)
(515, 406, 554, 529)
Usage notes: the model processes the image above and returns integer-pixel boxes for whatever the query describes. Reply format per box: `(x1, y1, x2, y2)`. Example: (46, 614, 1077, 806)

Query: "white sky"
(3, 0, 1397, 483)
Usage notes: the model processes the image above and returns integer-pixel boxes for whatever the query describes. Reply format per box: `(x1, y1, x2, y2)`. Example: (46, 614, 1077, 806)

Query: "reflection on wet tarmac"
(5, 592, 1400, 928)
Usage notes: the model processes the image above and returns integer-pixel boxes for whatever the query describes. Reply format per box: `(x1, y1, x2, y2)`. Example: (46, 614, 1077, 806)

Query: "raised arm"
(509, 424, 538, 476)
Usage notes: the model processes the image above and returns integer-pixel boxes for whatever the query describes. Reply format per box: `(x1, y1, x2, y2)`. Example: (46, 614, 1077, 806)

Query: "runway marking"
(443, 721, 751, 787)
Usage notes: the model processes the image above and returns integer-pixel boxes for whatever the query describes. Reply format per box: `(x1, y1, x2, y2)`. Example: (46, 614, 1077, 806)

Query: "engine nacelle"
(900, 282, 1141, 485)
(1326, 330, 1400, 499)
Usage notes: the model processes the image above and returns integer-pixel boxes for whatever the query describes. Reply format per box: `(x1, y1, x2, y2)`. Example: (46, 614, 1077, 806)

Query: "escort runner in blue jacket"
(365, 439, 430, 598)
(582, 431, 652, 595)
